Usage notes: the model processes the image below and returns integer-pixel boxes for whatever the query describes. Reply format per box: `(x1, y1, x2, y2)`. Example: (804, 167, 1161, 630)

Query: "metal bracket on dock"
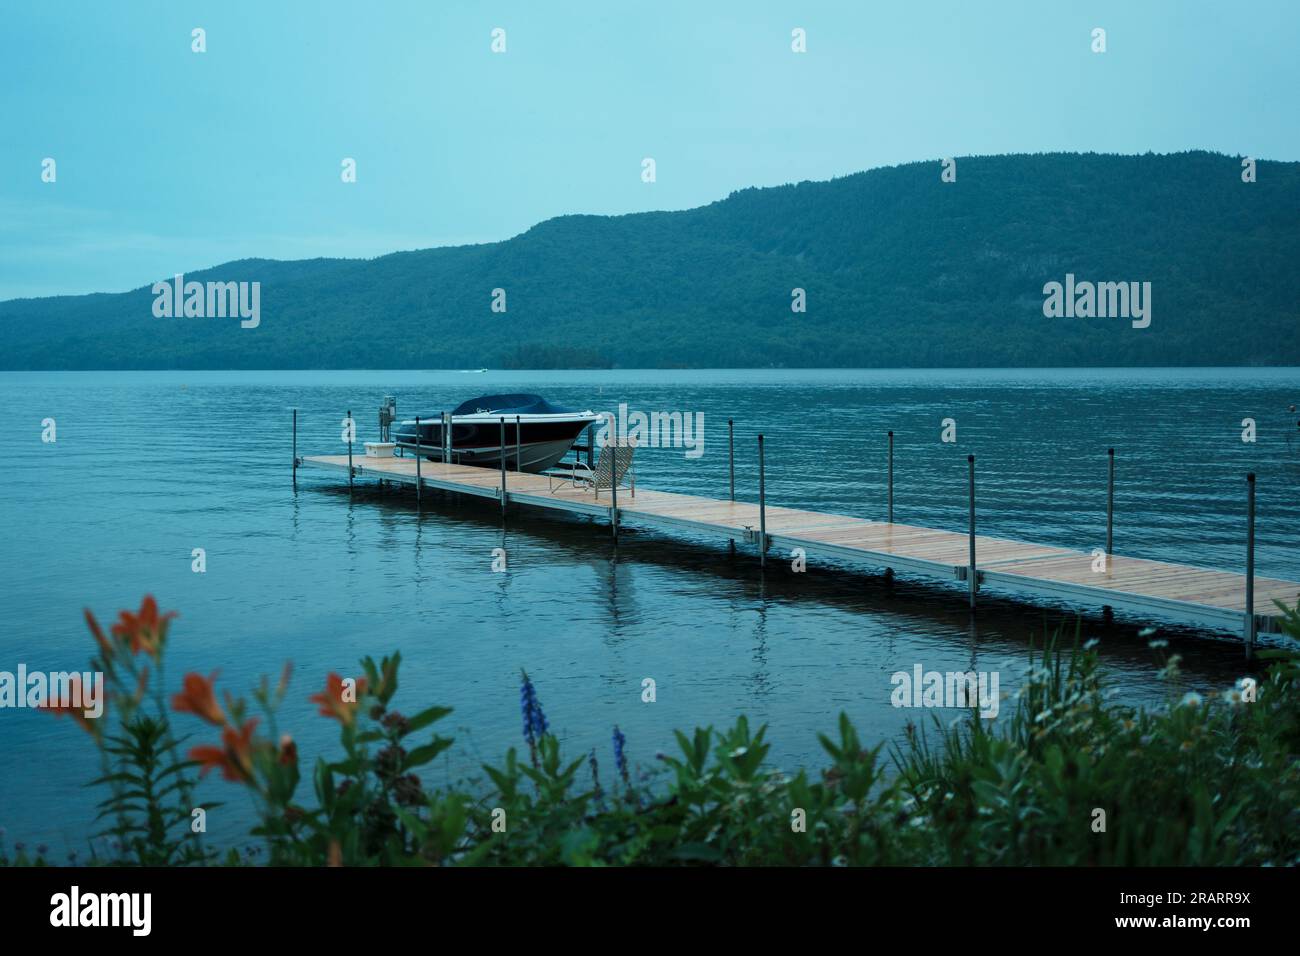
(955, 567, 985, 586)
(741, 526, 772, 549)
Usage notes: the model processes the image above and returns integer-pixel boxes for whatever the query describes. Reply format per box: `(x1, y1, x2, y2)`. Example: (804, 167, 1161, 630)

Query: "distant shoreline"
(4, 366, 1300, 379)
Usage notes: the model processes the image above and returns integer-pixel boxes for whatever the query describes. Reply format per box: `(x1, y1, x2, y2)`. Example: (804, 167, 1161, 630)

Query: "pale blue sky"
(2, 0, 1296, 299)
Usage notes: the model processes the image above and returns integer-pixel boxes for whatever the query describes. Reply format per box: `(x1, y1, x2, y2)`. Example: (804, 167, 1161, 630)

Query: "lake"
(2, 367, 1298, 856)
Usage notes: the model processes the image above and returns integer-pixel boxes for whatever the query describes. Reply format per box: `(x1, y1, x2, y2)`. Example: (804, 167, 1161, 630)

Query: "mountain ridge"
(3, 151, 1298, 369)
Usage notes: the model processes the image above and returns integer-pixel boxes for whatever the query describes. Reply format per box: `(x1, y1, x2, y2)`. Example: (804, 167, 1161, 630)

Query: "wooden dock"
(299, 453, 1300, 644)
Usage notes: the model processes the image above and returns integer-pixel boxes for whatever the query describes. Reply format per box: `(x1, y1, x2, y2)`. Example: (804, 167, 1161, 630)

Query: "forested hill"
(3, 151, 1297, 369)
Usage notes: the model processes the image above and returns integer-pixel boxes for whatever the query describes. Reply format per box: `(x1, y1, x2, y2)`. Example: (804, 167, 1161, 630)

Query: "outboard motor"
(378, 395, 397, 442)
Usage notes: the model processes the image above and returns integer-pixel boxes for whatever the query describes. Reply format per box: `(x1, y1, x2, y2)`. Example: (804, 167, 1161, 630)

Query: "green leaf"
(404, 737, 453, 771)
(405, 705, 454, 735)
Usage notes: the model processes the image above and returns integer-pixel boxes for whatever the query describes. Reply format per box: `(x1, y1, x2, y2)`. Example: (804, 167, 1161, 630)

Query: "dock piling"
(728, 418, 735, 556)
(967, 454, 976, 610)
(610, 436, 619, 541)
(347, 409, 353, 495)
(1246, 472, 1256, 658)
(414, 416, 422, 509)
(499, 418, 507, 516)
(888, 431, 894, 524)
(292, 408, 298, 489)
(759, 434, 767, 569)
(1106, 448, 1114, 560)
(516, 415, 522, 472)
(728, 419, 735, 501)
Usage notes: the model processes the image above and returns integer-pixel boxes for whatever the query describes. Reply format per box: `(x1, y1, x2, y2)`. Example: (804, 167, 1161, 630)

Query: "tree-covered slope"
(2, 151, 1297, 369)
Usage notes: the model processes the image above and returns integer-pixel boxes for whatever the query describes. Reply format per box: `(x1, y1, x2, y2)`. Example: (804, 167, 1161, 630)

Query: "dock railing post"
(888, 431, 894, 524)
(967, 454, 976, 610)
(758, 434, 767, 569)
(610, 435, 619, 541)
(1106, 447, 1114, 561)
(292, 408, 298, 489)
(347, 409, 353, 496)
(728, 419, 735, 501)
(499, 417, 507, 516)
(727, 419, 735, 556)
(414, 416, 422, 509)
(1246, 472, 1256, 658)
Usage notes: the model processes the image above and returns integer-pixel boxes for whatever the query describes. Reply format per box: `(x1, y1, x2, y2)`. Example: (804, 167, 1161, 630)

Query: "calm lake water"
(2, 367, 1299, 854)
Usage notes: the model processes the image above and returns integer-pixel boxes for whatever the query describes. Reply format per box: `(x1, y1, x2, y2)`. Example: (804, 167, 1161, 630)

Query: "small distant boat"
(393, 394, 601, 473)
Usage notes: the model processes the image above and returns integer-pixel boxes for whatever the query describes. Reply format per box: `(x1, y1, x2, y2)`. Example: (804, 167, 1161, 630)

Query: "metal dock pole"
(443, 411, 451, 464)
(1106, 447, 1114, 560)
(414, 416, 422, 510)
(887, 430, 894, 524)
(728, 419, 735, 500)
(516, 415, 522, 472)
(499, 417, 507, 516)
(292, 408, 298, 489)
(728, 419, 735, 556)
(1246, 472, 1256, 658)
(758, 434, 767, 569)
(347, 409, 353, 496)
(967, 454, 976, 610)
(610, 437, 619, 541)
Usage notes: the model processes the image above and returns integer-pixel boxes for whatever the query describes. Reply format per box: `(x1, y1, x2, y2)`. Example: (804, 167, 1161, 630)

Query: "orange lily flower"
(38, 674, 101, 738)
(110, 595, 178, 659)
(172, 671, 226, 726)
(190, 718, 260, 782)
(309, 673, 368, 726)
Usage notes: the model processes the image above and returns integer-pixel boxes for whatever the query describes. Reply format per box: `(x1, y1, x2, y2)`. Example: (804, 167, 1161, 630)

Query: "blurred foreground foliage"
(4, 597, 1298, 867)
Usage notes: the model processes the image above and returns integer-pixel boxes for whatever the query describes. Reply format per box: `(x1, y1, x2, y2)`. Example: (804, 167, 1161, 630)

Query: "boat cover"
(451, 394, 579, 416)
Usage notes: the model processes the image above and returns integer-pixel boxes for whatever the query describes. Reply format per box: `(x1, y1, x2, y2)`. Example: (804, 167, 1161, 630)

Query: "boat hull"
(393, 416, 597, 473)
